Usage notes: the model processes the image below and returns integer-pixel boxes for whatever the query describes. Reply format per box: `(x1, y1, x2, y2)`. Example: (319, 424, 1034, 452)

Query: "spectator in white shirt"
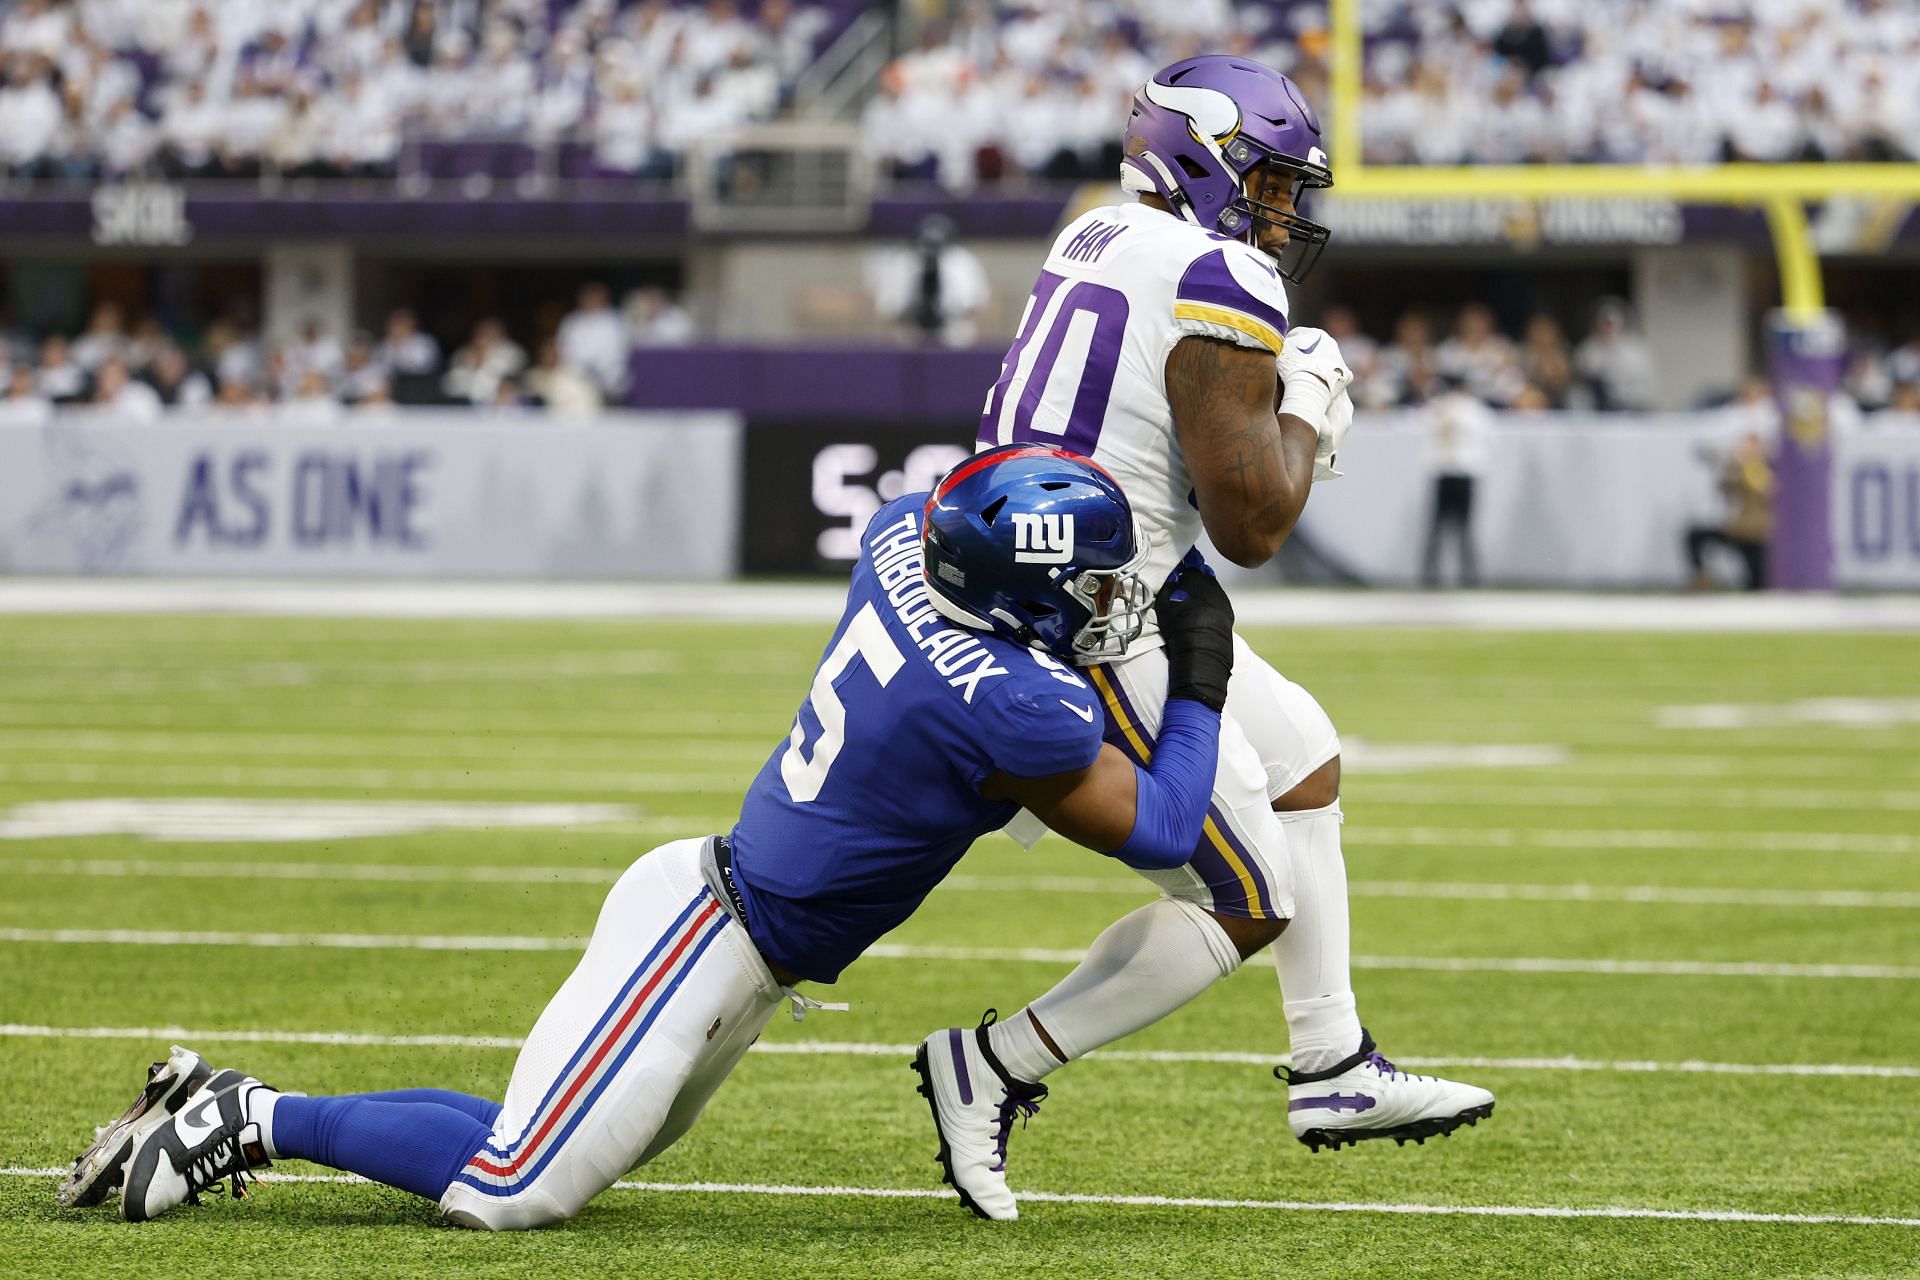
(98, 98, 157, 176)
(0, 363, 53, 424)
(1, 0, 73, 59)
(557, 283, 631, 396)
(443, 317, 527, 405)
(70, 302, 129, 373)
(286, 320, 345, 387)
(525, 337, 602, 417)
(1420, 375, 1494, 588)
(1575, 299, 1658, 410)
(377, 307, 441, 388)
(867, 215, 991, 348)
(281, 368, 344, 424)
(625, 286, 697, 347)
(1436, 303, 1525, 407)
(0, 58, 64, 175)
(147, 346, 213, 408)
(92, 356, 164, 421)
(338, 331, 389, 404)
(37, 335, 90, 403)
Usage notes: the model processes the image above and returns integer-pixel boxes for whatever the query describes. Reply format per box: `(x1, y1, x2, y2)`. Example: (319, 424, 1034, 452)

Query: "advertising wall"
(737, 412, 1920, 590)
(1835, 429, 1920, 590)
(0, 411, 742, 579)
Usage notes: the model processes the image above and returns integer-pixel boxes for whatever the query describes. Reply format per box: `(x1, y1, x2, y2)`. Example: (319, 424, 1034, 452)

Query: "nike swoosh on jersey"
(1060, 701, 1095, 722)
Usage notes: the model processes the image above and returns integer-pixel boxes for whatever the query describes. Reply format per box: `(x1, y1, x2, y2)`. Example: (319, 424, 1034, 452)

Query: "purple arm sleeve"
(1108, 698, 1220, 870)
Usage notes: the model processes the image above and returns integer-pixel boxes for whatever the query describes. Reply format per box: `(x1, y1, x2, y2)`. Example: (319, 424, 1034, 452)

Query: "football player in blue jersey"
(62, 444, 1243, 1230)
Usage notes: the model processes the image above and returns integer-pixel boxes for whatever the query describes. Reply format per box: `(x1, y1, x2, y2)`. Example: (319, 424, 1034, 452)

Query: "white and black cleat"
(1280, 1029, 1495, 1154)
(58, 1046, 214, 1209)
(911, 1010, 1046, 1221)
(120, 1064, 276, 1223)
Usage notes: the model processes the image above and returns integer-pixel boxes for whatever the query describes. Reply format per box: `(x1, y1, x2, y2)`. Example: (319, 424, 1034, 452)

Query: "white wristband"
(1276, 374, 1336, 430)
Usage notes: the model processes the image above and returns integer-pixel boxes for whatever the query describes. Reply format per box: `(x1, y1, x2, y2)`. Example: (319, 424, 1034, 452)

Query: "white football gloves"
(1274, 326, 1355, 481)
(1314, 387, 1353, 481)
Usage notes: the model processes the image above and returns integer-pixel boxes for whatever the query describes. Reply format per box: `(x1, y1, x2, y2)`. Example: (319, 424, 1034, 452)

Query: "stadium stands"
(0, 0, 849, 182)
(868, 0, 1920, 189)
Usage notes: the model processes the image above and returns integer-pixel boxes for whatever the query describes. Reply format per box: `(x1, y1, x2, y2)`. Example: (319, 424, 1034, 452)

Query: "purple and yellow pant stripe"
(1085, 664, 1280, 919)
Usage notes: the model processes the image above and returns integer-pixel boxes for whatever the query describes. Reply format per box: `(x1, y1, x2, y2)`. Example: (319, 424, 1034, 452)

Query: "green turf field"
(1, 612, 1917, 1278)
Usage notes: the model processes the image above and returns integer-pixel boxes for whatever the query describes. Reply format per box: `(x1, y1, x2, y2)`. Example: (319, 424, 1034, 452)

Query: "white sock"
(1273, 802, 1364, 1073)
(990, 897, 1241, 1082)
(248, 1085, 282, 1158)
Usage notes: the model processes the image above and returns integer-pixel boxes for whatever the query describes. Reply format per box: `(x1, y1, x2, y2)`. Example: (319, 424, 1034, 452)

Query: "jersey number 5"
(780, 602, 907, 803)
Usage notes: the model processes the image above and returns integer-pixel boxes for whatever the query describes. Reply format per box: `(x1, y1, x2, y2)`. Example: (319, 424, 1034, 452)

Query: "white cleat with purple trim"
(1281, 1030, 1495, 1153)
(911, 1011, 1047, 1221)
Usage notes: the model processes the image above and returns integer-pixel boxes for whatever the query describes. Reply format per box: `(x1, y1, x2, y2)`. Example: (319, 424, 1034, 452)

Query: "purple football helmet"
(1120, 55, 1334, 283)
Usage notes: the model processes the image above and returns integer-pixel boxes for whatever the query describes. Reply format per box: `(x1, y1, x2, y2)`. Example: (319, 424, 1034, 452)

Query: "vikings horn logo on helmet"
(1140, 79, 1242, 144)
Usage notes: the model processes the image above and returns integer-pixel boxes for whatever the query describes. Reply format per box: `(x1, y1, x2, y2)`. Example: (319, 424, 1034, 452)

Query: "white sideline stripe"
(0, 762, 735, 794)
(0, 1165, 1913, 1228)
(3, 858, 621, 885)
(1352, 784, 1920, 813)
(9, 1023, 1920, 1080)
(2, 929, 1914, 979)
(1355, 826, 1920, 856)
(11, 761, 1920, 811)
(1658, 698, 1920, 730)
(8, 760, 1920, 810)
(0, 1023, 525, 1049)
(9, 860, 1917, 910)
(864, 944, 1920, 981)
(8, 578, 1920, 632)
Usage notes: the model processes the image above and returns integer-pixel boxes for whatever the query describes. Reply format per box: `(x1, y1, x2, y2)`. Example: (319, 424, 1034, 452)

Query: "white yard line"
(5, 760, 1920, 810)
(8, 859, 1916, 911)
(1353, 826, 1920, 855)
(1, 928, 1912, 979)
(0, 729, 771, 763)
(1353, 784, 1920, 813)
(0, 1164, 1912, 1227)
(0, 762, 736, 793)
(8, 578, 1920, 632)
(10, 1023, 1918, 1080)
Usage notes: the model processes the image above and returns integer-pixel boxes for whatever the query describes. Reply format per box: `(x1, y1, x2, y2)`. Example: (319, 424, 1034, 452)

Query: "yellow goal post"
(1325, 0, 1920, 319)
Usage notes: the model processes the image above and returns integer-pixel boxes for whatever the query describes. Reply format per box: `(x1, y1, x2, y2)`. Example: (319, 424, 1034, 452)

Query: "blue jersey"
(729, 496, 1105, 983)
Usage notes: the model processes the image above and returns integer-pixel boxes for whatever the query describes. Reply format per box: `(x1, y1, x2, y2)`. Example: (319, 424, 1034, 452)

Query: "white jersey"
(976, 202, 1292, 595)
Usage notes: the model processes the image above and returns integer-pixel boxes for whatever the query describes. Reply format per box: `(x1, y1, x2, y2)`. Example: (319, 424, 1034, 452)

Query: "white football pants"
(441, 838, 783, 1230)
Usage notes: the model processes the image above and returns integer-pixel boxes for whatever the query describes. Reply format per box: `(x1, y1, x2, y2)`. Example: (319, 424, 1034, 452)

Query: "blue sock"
(335, 1089, 502, 1128)
(269, 1095, 494, 1201)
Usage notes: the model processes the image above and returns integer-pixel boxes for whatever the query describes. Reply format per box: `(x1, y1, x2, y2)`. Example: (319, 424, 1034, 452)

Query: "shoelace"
(1363, 1050, 1404, 1081)
(180, 1129, 258, 1205)
(988, 1081, 1047, 1173)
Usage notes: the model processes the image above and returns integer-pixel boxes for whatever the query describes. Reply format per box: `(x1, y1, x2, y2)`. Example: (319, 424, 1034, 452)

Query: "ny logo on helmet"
(1010, 512, 1074, 564)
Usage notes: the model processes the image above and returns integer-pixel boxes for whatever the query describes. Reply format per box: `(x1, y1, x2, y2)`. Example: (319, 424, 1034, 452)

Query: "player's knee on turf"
(1209, 909, 1287, 959)
(442, 1186, 584, 1231)
(1273, 755, 1339, 812)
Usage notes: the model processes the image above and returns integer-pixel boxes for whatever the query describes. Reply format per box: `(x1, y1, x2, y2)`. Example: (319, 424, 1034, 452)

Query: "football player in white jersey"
(913, 56, 1494, 1220)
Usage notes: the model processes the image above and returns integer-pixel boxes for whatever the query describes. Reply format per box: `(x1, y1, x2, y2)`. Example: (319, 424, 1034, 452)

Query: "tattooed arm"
(1166, 335, 1318, 568)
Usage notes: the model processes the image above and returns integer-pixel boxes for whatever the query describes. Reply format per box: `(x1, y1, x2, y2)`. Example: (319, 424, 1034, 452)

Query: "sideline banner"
(1834, 429, 1920, 590)
(0, 410, 742, 579)
(1286, 413, 1920, 591)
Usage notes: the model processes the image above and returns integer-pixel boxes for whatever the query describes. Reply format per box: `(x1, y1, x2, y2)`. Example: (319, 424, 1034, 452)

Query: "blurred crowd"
(1333, 298, 1920, 423)
(1361, 0, 1920, 165)
(866, 0, 1920, 190)
(0, 0, 830, 181)
(0, 282, 696, 423)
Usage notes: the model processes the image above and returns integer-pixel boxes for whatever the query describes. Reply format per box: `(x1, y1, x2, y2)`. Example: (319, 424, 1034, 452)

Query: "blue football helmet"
(921, 444, 1151, 663)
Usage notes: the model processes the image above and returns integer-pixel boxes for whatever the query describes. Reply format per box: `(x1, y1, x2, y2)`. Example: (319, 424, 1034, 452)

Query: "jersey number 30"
(780, 603, 906, 803)
(981, 269, 1129, 455)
